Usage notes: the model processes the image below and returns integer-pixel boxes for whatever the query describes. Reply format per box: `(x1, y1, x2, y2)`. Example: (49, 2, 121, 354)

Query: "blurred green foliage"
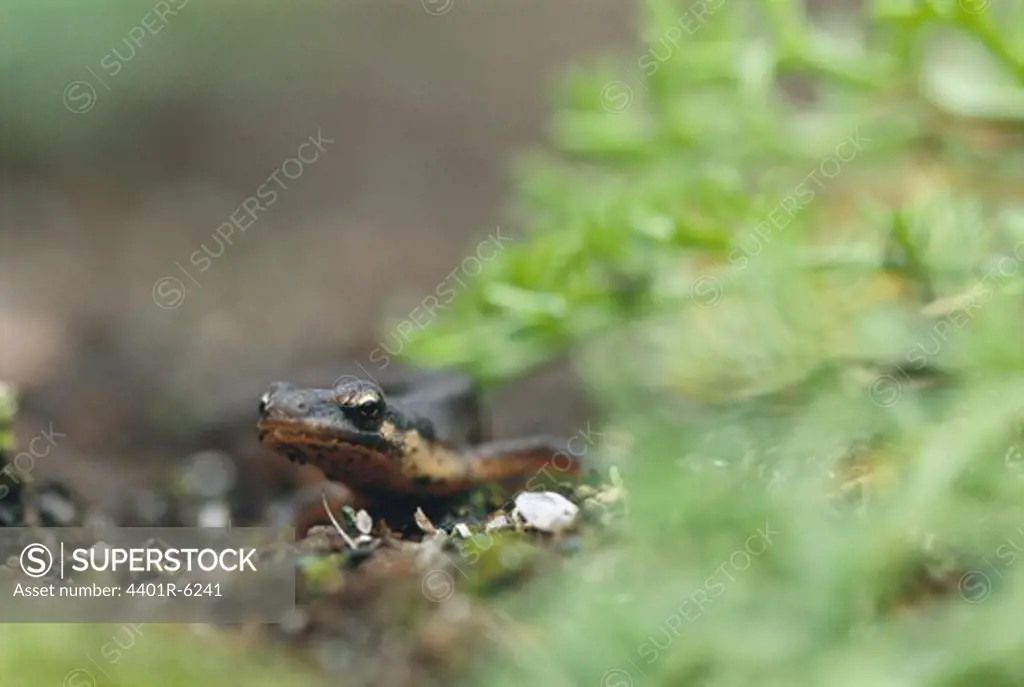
(0, 2, 341, 165)
(399, 1, 1024, 686)
(0, 623, 324, 687)
(403, 0, 1024, 386)
(0, 382, 17, 452)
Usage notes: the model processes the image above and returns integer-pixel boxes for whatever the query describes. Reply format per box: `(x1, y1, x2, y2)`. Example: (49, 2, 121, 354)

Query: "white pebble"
(513, 492, 579, 532)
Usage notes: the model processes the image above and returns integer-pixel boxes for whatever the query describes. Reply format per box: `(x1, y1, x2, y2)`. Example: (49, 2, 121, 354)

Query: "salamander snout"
(258, 382, 311, 420)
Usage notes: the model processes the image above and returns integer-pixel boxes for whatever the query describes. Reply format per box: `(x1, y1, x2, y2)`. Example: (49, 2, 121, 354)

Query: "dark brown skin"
(257, 375, 584, 532)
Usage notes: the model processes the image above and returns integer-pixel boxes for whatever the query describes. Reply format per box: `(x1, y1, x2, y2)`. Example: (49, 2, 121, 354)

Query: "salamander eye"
(355, 398, 383, 424)
(335, 381, 385, 429)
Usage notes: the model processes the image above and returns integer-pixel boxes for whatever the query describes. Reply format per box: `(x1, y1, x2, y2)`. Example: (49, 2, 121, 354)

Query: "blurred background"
(0, 0, 635, 507)
(7, 2, 1024, 686)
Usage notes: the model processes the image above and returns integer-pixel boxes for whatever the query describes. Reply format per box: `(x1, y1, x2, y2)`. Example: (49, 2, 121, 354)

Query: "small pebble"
(609, 466, 625, 488)
(197, 501, 231, 528)
(265, 499, 297, 531)
(35, 483, 81, 526)
(278, 608, 309, 635)
(484, 514, 510, 532)
(414, 508, 436, 534)
(179, 451, 236, 499)
(557, 535, 583, 555)
(0, 504, 23, 527)
(133, 490, 174, 526)
(345, 544, 376, 568)
(355, 510, 373, 535)
(513, 492, 579, 532)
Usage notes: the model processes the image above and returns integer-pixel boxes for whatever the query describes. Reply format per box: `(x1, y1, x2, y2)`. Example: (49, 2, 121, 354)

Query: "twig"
(321, 490, 358, 549)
